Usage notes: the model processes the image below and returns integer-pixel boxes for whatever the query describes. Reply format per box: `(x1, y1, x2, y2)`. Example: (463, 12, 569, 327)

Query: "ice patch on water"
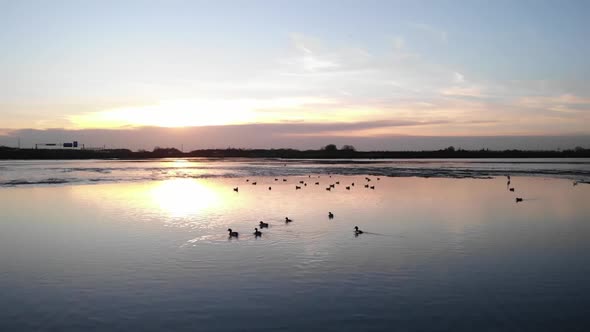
(1, 158, 590, 187)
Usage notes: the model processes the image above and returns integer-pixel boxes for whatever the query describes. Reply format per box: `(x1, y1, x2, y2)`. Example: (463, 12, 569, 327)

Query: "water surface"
(1, 160, 590, 331)
(1, 158, 589, 186)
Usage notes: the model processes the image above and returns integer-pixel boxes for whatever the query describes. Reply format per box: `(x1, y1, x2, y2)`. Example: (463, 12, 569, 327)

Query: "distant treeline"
(1, 145, 590, 159)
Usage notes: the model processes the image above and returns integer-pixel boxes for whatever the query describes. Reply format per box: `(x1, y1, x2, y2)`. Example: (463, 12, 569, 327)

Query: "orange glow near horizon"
(4, 95, 587, 138)
(68, 98, 341, 129)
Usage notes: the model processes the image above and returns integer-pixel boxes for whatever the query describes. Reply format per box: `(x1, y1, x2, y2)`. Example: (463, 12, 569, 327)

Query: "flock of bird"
(233, 175, 380, 193)
(226, 173, 579, 238)
(228, 175, 377, 238)
(503, 174, 580, 201)
(507, 175, 526, 203)
(226, 212, 364, 238)
(508, 175, 581, 202)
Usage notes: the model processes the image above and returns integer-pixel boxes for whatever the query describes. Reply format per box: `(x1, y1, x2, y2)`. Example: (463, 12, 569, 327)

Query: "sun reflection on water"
(150, 178, 220, 218)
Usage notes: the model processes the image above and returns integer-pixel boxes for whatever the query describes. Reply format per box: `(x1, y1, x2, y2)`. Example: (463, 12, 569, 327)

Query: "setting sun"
(71, 99, 259, 128)
(69, 97, 338, 129)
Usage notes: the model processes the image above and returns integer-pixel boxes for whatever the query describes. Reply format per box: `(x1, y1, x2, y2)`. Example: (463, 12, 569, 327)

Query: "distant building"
(35, 141, 81, 149)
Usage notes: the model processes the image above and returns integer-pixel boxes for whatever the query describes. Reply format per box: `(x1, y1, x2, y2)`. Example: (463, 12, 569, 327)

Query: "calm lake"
(1, 159, 590, 331)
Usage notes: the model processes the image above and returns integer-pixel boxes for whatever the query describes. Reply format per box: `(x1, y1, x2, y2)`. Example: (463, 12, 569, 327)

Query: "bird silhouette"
(254, 228, 262, 237)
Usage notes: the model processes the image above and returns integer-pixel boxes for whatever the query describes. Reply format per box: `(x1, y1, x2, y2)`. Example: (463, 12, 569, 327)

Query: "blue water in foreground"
(1, 159, 590, 331)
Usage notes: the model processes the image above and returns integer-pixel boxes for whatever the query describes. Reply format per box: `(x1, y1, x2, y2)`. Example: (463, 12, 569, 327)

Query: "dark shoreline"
(1, 146, 589, 160)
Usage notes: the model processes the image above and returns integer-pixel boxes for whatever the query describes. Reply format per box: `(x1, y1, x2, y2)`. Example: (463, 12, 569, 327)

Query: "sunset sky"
(1, 0, 589, 150)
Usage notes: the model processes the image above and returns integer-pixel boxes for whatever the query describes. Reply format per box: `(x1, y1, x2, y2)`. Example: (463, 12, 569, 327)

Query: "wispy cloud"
(287, 33, 341, 72)
(2, 30, 589, 140)
(453, 72, 465, 84)
(440, 86, 484, 97)
(517, 94, 590, 113)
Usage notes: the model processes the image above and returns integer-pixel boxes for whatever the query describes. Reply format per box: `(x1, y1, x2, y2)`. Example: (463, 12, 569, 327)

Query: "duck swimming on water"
(285, 217, 293, 223)
(259, 221, 269, 228)
(328, 212, 334, 219)
(227, 229, 239, 237)
(254, 228, 262, 237)
(354, 226, 364, 234)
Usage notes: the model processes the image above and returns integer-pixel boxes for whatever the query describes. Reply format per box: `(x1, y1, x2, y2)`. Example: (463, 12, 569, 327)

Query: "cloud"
(453, 72, 465, 83)
(288, 33, 341, 72)
(2, 125, 590, 151)
(3, 31, 588, 140)
(440, 86, 484, 97)
(517, 94, 590, 113)
(4, 32, 497, 134)
(277, 32, 477, 106)
(276, 119, 451, 137)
